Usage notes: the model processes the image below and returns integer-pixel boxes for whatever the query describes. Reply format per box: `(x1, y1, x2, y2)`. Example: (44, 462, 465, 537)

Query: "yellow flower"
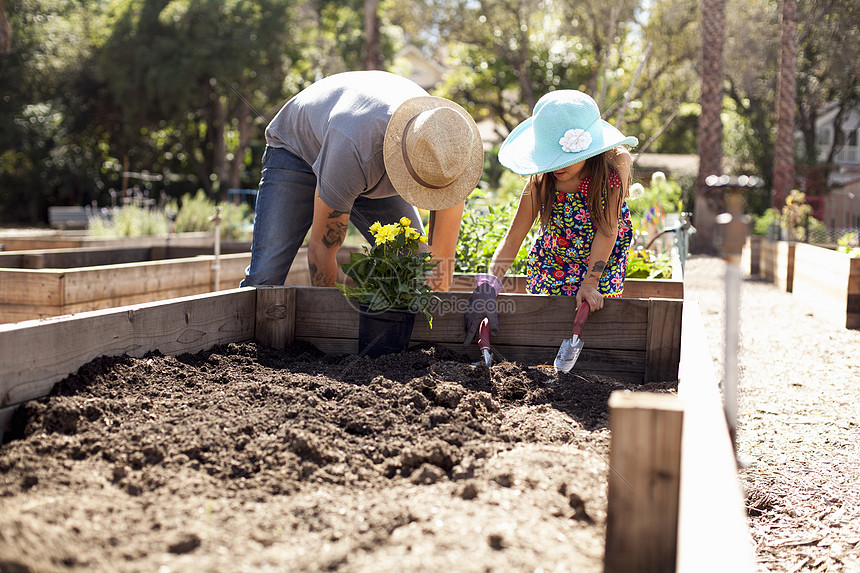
(405, 227, 420, 240)
(375, 224, 400, 245)
(369, 221, 382, 235)
(399, 217, 411, 227)
(418, 235, 428, 244)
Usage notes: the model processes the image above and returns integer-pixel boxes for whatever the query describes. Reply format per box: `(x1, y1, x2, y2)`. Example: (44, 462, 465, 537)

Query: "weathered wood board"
(0, 288, 256, 409)
(450, 273, 684, 299)
(0, 247, 361, 324)
(759, 239, 795, 292)
(792, 243, 860, 330)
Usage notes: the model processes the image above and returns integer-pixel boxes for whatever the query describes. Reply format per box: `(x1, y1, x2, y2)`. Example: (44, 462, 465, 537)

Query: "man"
(241, 70, 484, 292)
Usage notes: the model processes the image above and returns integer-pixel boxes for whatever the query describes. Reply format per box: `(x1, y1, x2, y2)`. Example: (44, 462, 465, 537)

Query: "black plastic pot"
(357, 305, 417, 358)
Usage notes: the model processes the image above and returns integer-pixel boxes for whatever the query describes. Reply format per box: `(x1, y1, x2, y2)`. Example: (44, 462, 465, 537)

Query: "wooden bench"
(48, 206, 90, 229)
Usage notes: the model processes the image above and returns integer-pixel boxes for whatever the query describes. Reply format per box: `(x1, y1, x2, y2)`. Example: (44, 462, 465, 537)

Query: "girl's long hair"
(528, 147, 632, 236)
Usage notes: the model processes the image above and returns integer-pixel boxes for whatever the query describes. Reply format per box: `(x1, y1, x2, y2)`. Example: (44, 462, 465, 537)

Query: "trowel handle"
(571, 301, 591, 336)
(478, 317, 491, 351)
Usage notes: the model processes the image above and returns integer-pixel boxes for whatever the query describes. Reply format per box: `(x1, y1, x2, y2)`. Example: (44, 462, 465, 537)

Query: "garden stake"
(554, 301, 591, 373)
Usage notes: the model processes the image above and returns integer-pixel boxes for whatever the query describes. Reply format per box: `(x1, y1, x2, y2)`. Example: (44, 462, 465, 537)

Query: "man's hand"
(463, 282, 499, 346)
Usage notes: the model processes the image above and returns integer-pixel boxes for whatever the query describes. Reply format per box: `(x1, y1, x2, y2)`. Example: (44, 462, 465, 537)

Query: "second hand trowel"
(553, 302, 591, 374)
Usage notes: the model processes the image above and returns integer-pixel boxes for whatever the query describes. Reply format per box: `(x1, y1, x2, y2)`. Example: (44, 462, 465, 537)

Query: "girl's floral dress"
(526, 171, 633, 296)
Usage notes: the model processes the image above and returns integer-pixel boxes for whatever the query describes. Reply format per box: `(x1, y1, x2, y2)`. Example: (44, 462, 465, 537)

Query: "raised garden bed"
(0, 231, 215, 252)
(791, 243, 860, 330)
(758, 238, 795, 292)
(0, 246, 356, 324)
(0, 287, 753, 572)
(744, 238, 859, 329)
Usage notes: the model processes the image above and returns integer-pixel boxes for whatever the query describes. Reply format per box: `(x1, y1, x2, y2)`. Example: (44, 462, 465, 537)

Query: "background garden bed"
(744, 237, 859, 329)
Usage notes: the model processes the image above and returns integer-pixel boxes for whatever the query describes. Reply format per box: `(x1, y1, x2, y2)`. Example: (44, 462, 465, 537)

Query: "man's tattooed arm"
(322, 210, 348, 249)
(309, 194, 351, 287)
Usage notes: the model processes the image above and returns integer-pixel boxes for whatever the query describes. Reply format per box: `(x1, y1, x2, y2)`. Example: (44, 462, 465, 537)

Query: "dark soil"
(0, 339, 675, 572)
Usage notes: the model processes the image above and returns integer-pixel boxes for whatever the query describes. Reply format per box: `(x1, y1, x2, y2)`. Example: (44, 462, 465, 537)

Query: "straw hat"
(498, 90, 638, 176)
(384, 96, 484, 211)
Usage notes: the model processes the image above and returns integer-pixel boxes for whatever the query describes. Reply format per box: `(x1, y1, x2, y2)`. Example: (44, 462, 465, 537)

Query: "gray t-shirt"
(265, 71, 428, 213)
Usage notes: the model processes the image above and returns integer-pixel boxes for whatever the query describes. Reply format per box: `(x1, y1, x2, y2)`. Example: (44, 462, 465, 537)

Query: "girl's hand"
(577, 284, 604, 311)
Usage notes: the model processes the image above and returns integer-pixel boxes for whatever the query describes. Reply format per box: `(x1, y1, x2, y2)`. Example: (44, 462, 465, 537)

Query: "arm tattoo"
(309, 262, 333, 287)
(321, 211, 348, 249)
(587, 260, 606, 281)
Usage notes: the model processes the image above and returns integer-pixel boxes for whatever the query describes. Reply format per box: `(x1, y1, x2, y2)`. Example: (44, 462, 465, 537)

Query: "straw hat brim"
(498, 117, 638, 176)
(384, 96, 484, 211)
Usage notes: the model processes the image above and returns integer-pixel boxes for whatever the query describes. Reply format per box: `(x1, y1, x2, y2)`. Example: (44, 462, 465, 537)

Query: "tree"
(364, 0, 383, 70)
(0, 0, 10, 53)
(773, 0, 797, 208)
(692, 0, 726, 254)
(96, 0, 294, 200)
(795, 0, 860, 190)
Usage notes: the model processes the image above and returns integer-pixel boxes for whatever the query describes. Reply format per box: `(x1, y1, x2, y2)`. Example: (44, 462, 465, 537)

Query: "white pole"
(210, 206, 222, 291)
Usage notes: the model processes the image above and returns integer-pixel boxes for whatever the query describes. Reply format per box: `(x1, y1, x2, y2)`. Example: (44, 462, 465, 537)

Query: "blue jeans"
(241, 146, 422, 286)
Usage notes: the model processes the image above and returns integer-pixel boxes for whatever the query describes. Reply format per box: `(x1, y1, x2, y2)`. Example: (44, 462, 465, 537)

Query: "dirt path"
(683, 255, 860, 573)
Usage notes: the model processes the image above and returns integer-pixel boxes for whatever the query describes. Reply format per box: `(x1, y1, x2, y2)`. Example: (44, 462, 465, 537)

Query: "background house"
(810, 102, 860, 234)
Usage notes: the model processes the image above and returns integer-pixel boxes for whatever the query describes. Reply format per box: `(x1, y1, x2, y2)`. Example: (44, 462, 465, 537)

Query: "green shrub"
(167, 190, 253, 241)
(753, 208, 780, 236)
(837, 232, 860, 257)
(627, 172, 683, 233)
(88, 204, 169, 237)
(625, 249, 673, 279)
(455, 191, 538, 275)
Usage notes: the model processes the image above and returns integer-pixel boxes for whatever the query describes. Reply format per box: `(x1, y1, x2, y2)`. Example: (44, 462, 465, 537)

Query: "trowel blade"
(553, 335, 584, 373)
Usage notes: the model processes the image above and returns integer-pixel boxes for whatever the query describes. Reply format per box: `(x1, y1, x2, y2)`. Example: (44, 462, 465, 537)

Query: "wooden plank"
(0, 232, 215, 252)
(742, 236, 762, 277)
(605, 391, 684, 573)
(0, 303, 66, 324)
(792, 243, 855, 329)
(60, 253, 251, 304)
(646, 298, 683, 382)
(255, 286, 296, 350)
(0, 269, 65, 305)
(294, 287, 651, 351)
(450, 273, 684, 299)
(0, 288, 256, 408)
(775, 241, 795, 293)
(676, 301, 756, 572)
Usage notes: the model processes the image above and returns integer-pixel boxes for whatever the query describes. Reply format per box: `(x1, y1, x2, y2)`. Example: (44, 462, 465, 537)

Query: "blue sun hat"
(498, 90, 638, 176)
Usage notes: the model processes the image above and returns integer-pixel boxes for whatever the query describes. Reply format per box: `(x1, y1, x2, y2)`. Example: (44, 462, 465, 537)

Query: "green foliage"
(837, 233, 860, 258)
(338, 219, 438, 322)
(168, 190, 253, 241)
(625, 249, 674, 279)
(455, 191, 538, 275)
(753, 208, 781, 236)
(627, 171, 683, 232)
(88, 204, 170, 237)
(87, 190, 252, 239)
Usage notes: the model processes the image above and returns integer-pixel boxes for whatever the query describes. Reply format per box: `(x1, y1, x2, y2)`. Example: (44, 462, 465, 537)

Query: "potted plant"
(337, 217, 438, 358)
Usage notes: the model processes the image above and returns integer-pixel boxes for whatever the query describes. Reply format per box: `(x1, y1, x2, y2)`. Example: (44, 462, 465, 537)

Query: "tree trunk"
(692, 0, 726, 255)
(0, 0, 11, 53)
(773, 0, 797, 209)
(364, 0, 383, 71)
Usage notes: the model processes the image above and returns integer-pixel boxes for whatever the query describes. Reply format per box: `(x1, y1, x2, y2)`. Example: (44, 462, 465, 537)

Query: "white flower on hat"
(559, 129, 592, 153)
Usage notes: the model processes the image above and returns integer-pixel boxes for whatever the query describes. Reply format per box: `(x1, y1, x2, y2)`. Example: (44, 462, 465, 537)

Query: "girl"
(464, 90, 637, 343)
